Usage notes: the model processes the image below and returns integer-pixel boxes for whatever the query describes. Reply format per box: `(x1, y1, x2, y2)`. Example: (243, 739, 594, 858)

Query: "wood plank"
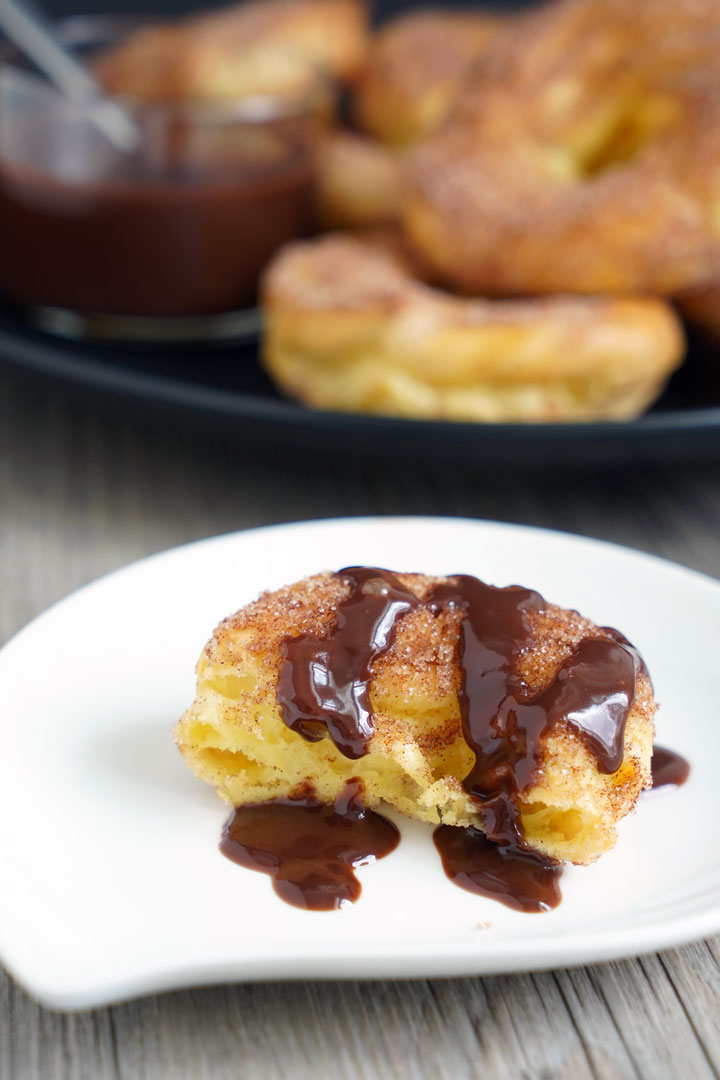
(661, 940, 720, 1071)
(0, 973, 118, 1080)
(6, 951, 719, 1080)
(583, 955, 717, 1079)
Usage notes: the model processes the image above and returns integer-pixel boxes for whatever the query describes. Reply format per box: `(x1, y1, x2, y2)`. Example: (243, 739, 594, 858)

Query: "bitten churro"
(177, 568, 656, 875)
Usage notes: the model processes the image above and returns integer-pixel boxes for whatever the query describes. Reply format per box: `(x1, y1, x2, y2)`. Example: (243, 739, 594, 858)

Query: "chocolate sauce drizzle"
(430, 581, 637, 799)
(225, 568, 686, 913)
(277, 567, 417, 759)
(428, 577, 640, 911)
(220, 779, 399, 910)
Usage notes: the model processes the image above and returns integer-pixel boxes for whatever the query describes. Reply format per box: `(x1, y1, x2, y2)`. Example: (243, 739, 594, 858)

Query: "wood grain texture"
(0, 369, 719, 1080)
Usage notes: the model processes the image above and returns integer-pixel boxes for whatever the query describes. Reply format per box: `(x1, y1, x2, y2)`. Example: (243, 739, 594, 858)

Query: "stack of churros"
(263, 0, 720, 422)
(98, 0, 720, 422)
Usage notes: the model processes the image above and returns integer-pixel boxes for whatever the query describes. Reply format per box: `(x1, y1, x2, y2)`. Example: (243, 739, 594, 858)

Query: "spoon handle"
(0, 0, 139, 152)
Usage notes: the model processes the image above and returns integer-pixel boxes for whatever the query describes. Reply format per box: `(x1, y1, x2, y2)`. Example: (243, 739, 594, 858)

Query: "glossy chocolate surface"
(429, 577, 637, 853)
(278, 567, 417, 759)
(220, 779, 399, 910)
(433, 824, 562, 913)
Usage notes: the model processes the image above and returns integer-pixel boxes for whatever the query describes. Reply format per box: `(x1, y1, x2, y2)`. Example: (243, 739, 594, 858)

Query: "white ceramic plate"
(0, 517, 716, 1011)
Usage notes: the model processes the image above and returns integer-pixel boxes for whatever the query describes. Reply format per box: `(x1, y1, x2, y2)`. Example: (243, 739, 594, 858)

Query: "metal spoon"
(0, 0, 139, 152)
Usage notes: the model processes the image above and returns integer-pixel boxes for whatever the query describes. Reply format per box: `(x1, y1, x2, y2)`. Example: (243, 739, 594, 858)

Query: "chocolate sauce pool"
(222, 568, 688, 912)
(221, 779, 399, 910)
(433, 826, 563, 913)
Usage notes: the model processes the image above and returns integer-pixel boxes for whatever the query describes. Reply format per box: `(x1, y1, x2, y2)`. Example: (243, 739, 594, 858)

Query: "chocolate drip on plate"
(220, 779, 399, 910)
(433, 825, 563, 913)
(650, 745, 690, 789)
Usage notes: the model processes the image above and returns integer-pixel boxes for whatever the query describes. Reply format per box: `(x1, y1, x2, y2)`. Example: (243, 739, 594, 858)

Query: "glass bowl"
(0, 16, 331, 341)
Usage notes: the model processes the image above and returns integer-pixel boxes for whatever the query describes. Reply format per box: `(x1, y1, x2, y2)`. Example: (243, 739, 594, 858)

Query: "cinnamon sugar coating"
(176, 571, 655, 865)
(405, 0, 720, 296)
(354, 9, 507, 146)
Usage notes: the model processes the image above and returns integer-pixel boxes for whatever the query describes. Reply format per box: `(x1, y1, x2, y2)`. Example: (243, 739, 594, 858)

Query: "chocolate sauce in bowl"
(0, 149, 317, 316)
(220, 779, 399, 910)
(277, 567, 418, 759)
(650, 745, 690, 789)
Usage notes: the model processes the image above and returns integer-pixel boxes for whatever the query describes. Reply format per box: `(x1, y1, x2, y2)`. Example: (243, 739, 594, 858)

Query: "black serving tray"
(2, 300, 720, 468)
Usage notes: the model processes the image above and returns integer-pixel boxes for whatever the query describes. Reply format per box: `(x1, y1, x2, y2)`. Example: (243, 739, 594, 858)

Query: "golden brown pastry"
(95, 0, 369, 102)
(315, 130, 403, 229)
(354, 8, 506, 146)
(176, 569, 656, 866)
(404, 0, 720, 296)
(260, 232, 684, 422)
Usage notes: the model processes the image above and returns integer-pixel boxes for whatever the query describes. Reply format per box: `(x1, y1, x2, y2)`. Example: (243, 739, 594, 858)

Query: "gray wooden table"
(1, 367, 719, 1080)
